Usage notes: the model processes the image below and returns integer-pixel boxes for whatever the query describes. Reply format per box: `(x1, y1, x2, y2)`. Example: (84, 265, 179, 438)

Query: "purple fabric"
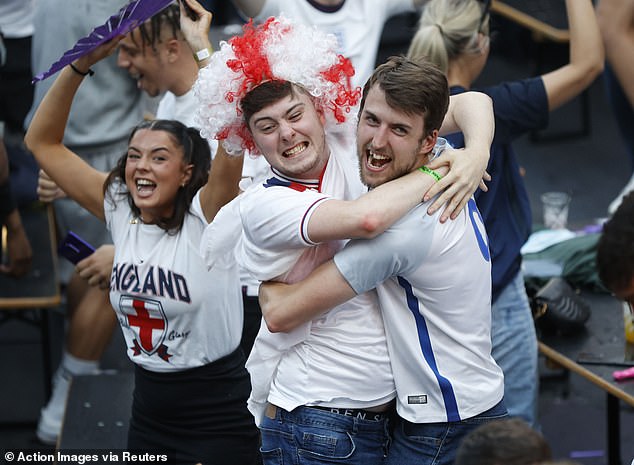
(32, 0, 174, 82)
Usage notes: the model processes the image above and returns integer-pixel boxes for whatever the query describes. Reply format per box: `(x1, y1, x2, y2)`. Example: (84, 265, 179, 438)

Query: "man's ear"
(419, 129, 439, 157)
(316, 105, 326, 126)
(165, 38, 182, 63)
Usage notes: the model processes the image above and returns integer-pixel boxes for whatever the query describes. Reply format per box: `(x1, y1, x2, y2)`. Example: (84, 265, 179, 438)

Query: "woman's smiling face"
(125, 128, 192, 223)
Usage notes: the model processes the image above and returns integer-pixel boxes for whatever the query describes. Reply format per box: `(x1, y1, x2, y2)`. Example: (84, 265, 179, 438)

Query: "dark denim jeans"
(260, 405, 390, 465)
(385, 399, 508, 465)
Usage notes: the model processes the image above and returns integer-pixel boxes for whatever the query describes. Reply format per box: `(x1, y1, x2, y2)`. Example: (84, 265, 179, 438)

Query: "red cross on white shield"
(120, 296, 167, 355)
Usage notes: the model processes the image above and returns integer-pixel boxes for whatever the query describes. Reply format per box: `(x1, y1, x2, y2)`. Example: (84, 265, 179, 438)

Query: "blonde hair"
(407, 0, 488, 74)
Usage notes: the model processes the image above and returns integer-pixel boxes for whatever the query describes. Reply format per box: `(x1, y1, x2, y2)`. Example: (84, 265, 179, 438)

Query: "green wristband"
(418, 166, 442, 182)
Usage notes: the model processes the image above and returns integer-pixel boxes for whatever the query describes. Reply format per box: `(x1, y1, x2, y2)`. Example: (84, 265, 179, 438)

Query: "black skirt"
(128, 347, 260, 465)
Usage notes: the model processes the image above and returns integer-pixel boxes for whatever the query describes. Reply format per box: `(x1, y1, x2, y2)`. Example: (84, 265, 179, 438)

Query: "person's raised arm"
(179, 0, 214, 69)
(199, 144, 244, 222)
(230, 0, 266, 19)
(542, 0, 604, 110)
(306, 159, 448, 243)
(597, 0, 634, 107)
(23, 41, 121, 221)
(178, 0, 245, 222)
(259, 259, 356, 332)
(426, 90, 493, 221)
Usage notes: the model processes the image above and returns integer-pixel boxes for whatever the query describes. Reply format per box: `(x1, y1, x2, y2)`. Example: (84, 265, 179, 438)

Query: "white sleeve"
(240, 185, 331, 251)
(333, 206, 434, 294)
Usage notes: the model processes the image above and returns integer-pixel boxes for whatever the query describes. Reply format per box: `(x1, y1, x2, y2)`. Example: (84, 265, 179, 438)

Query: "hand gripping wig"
(194, 16, 361, 156)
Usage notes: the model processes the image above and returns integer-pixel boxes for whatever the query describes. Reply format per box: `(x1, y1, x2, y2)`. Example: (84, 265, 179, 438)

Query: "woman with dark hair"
(24, 35, 259, 465)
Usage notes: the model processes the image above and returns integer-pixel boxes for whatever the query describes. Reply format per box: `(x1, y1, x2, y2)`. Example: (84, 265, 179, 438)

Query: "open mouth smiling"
(129, 71, 144, 88)
(367, 149, 391, 169)
(136, 178, 156, 193)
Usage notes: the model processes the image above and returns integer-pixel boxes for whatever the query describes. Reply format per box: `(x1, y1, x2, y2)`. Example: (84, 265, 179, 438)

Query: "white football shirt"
(335, 198, 505, 423)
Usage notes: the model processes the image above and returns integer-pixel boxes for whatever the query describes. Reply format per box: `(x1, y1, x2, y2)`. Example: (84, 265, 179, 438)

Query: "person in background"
(24, 3, 259, 460)
(198, 0, 243, 25)
(230, 0, 426, 87)
(0, 0, 34, 278)
(597, 0, 634, 216)
(454, 418, 551, 465)
(0, 129, 31, 277)
(0, 0, 34, 138)
(26, 0, 148, 445)
(596, 191, 634, 315)
(406, 0, 603, 426)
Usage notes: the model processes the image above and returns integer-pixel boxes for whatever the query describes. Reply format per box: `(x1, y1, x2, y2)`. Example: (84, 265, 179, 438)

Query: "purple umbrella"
(32, 0, 175, 83)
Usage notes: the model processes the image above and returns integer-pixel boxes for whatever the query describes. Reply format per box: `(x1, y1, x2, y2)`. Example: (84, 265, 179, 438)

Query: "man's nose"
(371, 126, 389, 148)
(279, 121, 296, 141)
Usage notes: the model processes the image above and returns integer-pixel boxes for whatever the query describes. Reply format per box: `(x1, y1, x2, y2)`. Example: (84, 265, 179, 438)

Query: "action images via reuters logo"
(6, 450, 169, 463)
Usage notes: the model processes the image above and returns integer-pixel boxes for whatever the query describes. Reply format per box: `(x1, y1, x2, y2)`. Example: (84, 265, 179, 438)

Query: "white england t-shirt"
(335, 198, 505, 423)
(106, 183, 243, 372)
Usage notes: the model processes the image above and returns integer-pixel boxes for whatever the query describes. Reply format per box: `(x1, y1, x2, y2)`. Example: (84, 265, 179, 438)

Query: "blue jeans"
(384, 400, 507, 465)
(491, 271, 539, 427)
(260, 405, 390, 465)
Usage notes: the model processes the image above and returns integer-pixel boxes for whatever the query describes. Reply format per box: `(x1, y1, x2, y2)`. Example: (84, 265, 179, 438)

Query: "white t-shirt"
(0, 0, 35, 38)
(334, 198, 505, 423)
(201, 131, 394, 425)
(255, 0, 416, 87)
(106, 183, 243, 373)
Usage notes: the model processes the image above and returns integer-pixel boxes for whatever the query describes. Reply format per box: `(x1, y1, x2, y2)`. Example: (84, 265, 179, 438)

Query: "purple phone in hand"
(58, 231, 95, 265)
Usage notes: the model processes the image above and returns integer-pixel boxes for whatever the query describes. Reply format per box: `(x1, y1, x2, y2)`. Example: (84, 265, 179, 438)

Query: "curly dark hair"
(104, 119, 211, 233)
(597, 191, 634, 294)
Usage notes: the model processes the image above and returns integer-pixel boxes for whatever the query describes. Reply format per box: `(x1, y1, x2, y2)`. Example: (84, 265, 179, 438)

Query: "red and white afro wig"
(194, 16, 361, 156)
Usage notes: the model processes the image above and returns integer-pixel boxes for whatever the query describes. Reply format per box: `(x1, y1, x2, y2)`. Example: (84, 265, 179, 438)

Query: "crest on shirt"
(120, 296, 172, 362)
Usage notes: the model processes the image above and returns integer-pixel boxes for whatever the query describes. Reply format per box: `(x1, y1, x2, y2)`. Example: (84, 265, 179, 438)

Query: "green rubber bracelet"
(418, 166, 442, 182)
